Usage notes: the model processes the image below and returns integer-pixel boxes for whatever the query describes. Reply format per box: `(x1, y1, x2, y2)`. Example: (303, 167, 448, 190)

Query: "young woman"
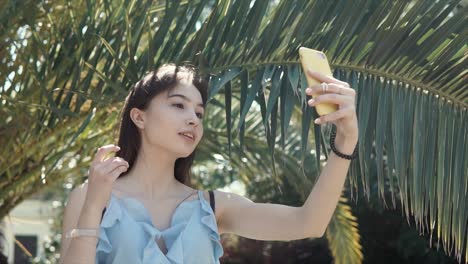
(59, 64, 358, 264)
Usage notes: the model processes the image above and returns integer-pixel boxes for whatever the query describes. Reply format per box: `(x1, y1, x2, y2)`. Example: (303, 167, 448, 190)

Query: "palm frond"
(326, 197, 363, 264)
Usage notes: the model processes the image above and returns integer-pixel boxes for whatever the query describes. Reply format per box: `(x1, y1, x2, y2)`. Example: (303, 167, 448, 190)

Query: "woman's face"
(134, 80, 205, 158)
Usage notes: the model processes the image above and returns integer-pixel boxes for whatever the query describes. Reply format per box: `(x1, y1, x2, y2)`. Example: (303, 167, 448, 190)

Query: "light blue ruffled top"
(95, 190, 224, 264)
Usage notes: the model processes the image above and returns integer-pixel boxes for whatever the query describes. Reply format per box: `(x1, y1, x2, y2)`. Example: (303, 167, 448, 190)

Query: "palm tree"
(1, 0, 466, 262)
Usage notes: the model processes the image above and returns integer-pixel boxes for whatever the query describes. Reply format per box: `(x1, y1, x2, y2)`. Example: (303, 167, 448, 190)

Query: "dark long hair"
(115, 64, 208, 187)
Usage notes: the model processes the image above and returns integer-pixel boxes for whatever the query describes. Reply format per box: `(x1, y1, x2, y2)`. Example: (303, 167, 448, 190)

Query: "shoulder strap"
(101, 190, 214, 223)
(208, 190, 215, 213)
(100, 208, 106, 223)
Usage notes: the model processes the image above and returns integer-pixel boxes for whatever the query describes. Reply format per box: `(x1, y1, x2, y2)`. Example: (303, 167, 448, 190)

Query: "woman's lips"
(179, 133, 195, 143)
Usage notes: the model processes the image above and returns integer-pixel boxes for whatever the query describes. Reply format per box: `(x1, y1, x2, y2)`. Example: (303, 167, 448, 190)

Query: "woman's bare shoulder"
(199, 189, 225, 225)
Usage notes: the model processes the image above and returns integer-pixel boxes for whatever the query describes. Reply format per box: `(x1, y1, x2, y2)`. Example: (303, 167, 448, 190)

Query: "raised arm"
(216, 70, 358, 241)
(216, 138, 356, 241)
(59, 183, 101, 264)
(59, 145, 129, 263)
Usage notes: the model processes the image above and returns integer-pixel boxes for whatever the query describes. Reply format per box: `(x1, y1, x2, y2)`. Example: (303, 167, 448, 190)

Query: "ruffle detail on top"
(96, 191, 223, 264)
(133, 196, 196, 264)
(198, 190, 224, 261)
(96, 195, 123, 255)
(140, 222, 171, 264)
(139, 214, 194, 264)
(163, 229, 185, 264)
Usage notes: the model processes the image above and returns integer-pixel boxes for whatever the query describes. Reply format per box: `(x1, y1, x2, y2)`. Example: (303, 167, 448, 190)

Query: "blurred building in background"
(1, 199, 53, 264)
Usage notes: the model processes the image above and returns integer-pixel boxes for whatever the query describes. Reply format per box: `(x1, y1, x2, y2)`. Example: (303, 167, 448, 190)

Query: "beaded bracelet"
(65, 228, 99, 239)
(329, 125, 358, 160)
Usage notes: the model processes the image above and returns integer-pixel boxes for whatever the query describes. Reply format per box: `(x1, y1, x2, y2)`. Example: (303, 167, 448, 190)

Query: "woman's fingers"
(307, 93, 349, 107)
(85, 146, 128, 211)
(315, 108, 352, 124)
(92, 145, 120, 165)
(305, 83, 355, 97)
(108, 165, 129, 180)
(90, 144, 128, 182)
(91, 157, 128, 182)
(100, 157, 129, 174)
(306, 70, 350, 88)
(304, 80, 357, 125)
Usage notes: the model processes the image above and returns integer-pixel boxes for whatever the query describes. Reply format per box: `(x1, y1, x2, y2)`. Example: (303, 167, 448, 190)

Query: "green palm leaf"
(326, 197, 363, 264)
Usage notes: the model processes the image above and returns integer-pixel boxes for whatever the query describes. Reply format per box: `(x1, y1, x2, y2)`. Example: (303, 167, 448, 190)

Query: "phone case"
(298, 47, 338, 116)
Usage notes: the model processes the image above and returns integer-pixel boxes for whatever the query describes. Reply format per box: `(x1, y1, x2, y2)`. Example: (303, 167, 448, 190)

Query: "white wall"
(2, 199, 54, 263)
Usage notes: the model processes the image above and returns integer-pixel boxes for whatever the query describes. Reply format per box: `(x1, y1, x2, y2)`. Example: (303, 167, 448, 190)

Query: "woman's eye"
(173, 103, 203, 119)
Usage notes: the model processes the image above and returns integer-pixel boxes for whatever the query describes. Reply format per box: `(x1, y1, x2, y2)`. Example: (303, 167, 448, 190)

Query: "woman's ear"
(130, 108, 145, 129)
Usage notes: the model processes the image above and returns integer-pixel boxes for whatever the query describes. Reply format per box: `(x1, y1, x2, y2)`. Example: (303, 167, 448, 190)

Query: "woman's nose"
(186, 113, 200, 126)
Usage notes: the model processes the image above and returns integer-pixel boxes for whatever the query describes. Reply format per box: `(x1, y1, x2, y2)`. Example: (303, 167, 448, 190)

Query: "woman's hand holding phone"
(299, 47, 358, 140)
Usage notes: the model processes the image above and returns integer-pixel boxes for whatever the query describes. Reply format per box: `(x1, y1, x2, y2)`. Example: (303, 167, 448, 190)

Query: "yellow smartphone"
(298, 47, 338, 116)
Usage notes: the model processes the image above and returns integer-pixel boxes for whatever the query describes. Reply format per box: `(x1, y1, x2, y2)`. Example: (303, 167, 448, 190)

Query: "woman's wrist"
(333, 129, 358, 157)
(334, 134, 358, 154)
(77, 205, 103, 229)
